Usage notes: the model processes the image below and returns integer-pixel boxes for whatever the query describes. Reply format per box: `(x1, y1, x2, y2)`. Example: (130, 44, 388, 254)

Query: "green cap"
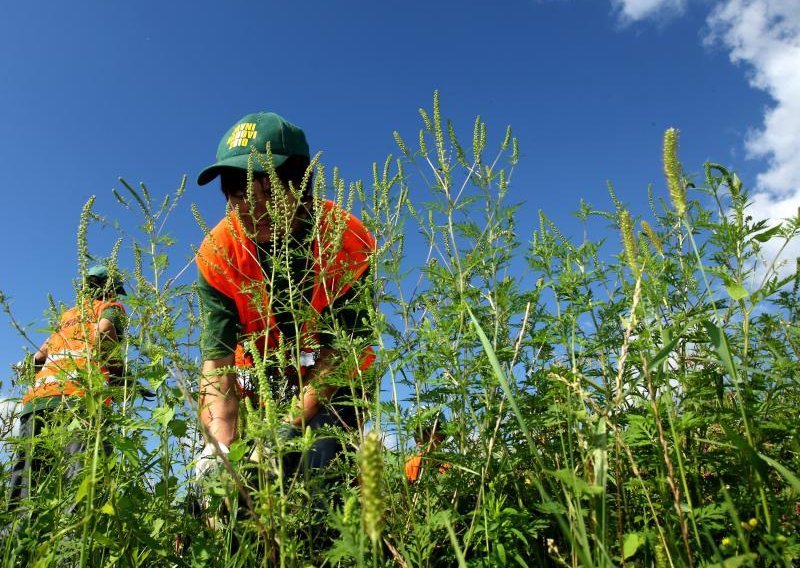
(86, 264, 126, 296)
(197, 112, 310, 186)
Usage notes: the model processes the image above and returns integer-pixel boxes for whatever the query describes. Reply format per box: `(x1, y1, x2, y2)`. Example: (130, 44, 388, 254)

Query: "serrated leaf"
(752, 224, 781, 243)
(535, 501, 566, 515)
(151, 406, 174, 429)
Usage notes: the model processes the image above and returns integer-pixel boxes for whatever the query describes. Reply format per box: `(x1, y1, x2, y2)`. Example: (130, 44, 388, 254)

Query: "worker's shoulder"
(198, 216, 238, 256)
(319, 200, 374, 249)
(320, 199, 366, 225)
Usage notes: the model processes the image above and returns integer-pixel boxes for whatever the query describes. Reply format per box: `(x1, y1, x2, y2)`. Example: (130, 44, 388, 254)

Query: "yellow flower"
(721, 537, 731, 547)
(748, 517, 758, 528)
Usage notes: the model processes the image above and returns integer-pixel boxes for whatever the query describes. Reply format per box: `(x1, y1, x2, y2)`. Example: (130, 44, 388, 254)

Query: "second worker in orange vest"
(194, 112, 376, 482)
(8, 264, 127, 514)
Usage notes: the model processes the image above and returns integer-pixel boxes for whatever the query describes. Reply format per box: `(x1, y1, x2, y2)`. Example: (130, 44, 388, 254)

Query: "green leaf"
(707, 553, 758, 568)
(496, 542, 507, 564)
(592, 418, 608, 492)
(169, 418, 187, 438)
(74, 475, 91, 504)
(702, 320, 737, 380)
(535, 501, 566, 515)
(513, 553, 530, 568)
(648, 336, 679, 372)
(228, 440, 248, 463)
(114, 436, 141, 467)
(623, 533, 641, 559)
(757, 452, 800, 493)
(150, 518, 165, 538)
(151, 406, 174, 429)
(725, 283, 749, 301)
(549, 469, 603, 496)
(752, 224, 781, 243)
(100, 502, 115, 515)
(721, 425, 769, 481)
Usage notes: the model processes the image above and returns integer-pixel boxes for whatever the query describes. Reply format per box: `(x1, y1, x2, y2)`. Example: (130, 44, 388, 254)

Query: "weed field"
(2, 95, 799, 567)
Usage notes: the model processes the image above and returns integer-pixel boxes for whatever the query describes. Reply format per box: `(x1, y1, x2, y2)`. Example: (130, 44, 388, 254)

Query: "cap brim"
(197, 153, 290, 186)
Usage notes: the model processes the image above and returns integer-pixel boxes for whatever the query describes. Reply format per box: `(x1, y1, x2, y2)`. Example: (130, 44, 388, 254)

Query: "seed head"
(619, 210, 638, 275)
(393, 131, 410, 158)
(343, 494, 358, 525)
(640, 220, 663, 256)
(654, 542, 668, 568)
(358, 431, 385, 545)
(663, 128, 686, 216)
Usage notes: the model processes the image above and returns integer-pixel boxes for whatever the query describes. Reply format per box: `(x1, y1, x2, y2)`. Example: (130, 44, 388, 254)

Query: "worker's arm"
(291, 347, 338, 428)
(33, 340, 49, 372)
(200, 354, 239, 447)
(96, 317, 124, 383)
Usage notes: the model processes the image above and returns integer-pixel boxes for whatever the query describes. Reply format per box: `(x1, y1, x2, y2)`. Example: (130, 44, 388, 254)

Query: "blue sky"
(1, 0, 797, 403)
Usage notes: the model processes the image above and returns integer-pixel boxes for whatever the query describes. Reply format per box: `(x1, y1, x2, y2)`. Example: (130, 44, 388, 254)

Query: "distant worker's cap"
(197, 112, 310, 186)
(86, 264, 126, 295)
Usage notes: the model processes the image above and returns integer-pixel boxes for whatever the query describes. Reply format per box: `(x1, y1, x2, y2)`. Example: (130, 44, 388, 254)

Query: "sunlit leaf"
(623, 533, 641, 559)
(725, 283, 749, 301)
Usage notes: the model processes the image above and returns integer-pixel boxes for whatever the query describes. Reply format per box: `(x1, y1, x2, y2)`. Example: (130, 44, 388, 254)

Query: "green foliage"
(1, 94, 799, 566)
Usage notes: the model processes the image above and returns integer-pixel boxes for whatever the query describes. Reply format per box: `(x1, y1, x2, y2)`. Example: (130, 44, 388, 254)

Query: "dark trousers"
(7, 401, 109, 517)
(8, 407, 86, 509)
(282, 403, 355, 474)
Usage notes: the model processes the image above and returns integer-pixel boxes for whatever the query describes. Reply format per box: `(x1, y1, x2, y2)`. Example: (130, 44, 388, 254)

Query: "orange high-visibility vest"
(405, 455, 423, 482)
(405, 454, 450, 482)
(196, 199, 376, 374)
(23, 299, 125, 404)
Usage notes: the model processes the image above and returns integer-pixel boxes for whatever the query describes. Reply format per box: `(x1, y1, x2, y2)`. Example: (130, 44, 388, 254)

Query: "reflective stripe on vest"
(196, 200, 376, 373)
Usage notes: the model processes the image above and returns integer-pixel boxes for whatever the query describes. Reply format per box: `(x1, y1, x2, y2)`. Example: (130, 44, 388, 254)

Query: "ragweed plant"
(0, 94, 798, 567)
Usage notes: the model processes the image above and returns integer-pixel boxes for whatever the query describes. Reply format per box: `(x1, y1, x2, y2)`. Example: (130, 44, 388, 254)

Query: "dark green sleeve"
(197, 272, 241, 360)
(99, 305, 126, 339)
(318, 268, 374, 347)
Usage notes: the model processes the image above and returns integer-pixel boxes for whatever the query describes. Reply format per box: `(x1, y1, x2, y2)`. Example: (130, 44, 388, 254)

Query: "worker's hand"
(279, 423, 301, 439)
(247, 425, 301, 464)
(195, 441, 229, 482)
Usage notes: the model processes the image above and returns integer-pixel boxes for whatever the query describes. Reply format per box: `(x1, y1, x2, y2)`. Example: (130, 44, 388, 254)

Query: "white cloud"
(611, 0, 800, 274)
(612, 0, 686, 22)
(707, 0, 800, 274)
